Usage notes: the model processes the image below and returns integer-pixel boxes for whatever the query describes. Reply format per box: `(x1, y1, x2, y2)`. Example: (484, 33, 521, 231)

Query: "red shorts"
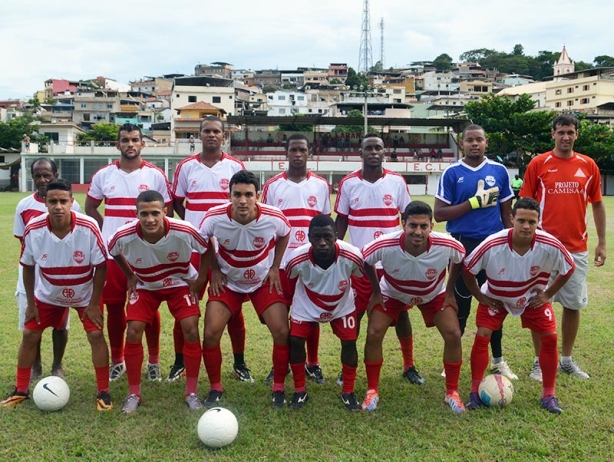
(127, 286, 201, 324)
(102, 259, 127, 305)
(375, 292, 446, 327)
(475, 302, 557, 334)
(290, 312, 357, 341)
(352, 269, 384, 313)
(280, 269, 297, 307)
(207, 281, 286, 323)
(24, 298, 101, 332)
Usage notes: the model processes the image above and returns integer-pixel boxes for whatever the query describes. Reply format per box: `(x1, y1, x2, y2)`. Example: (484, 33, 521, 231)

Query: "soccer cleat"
(121, 394, 141, 414)
(288, 391, 308, 409)
(271, 390, 286, 408)
(444, 391, 466, 413)
(402, 366, 425, 385)
(341, 392, 362, 411)
(465, 392, 484, 410)
(362, 389, 379, 411)
(166, 364, 186, 382)
(203, 390, 223, 408)
(529, 361, 543, 383)
(147, 363, 162, 382)
(96, 391, 113, 411)
(490, 360, 518, 380)
(232, 364, 255, 383)
(541, 395, 563, 414)
(558, 360, 590, 379)
(1, 388, 29, 408)
(305, 364, 325, 384)
(185, 393, 203, 411)
(109, 362, 126, 381)
(336, 371, 343, 386)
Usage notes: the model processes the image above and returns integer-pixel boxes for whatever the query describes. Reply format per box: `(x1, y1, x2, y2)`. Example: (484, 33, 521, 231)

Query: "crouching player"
(463, 198, 574, 414)
(2, 179, 112, 411)
(108, 191, 209, 414)
(285, 214, 364, 410)
(361, 201, 466, 413)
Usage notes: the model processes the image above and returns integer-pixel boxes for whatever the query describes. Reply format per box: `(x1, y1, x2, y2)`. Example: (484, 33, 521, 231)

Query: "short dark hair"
(229, 170, 260, 192)
(402, 201, 433, 221)
(136, 190, 165, 206)
(361, 133, 384, 149)
(309, 214, 335, 233)
(287, 133, 309, 149)
(117, 123, 143, 141)
(46, 178, 72, 195)
(513, 197, 540, 217)
(462, 124, 486, 138)
(552, 114, 579, 131)
(31, 157, 58, 175)
(200, 115, 225, 132)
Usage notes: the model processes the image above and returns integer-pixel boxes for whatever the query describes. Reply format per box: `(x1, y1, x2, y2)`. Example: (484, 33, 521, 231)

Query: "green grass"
(1, 193, 614, 461)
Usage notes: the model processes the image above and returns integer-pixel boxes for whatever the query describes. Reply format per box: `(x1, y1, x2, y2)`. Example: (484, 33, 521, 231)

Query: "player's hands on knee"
(367, 293, 384, 316)
(25, 303, 40, 324)
(265, 267, 283, 295)
(478, 294, 503, 311)
(209, 269, 226, 296)
(469, 180, 499, 209)
(83, 302, 103, 330)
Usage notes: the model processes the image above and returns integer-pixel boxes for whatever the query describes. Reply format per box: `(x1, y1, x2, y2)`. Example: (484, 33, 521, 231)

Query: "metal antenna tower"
(358, 0, 373, 73)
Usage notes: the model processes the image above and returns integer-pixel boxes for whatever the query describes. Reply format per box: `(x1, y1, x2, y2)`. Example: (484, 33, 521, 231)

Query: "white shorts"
(550, 251, 589, 310)
(15, 291, 70, 331)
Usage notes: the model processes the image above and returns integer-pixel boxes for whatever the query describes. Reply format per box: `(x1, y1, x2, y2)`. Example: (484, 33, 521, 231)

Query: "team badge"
(338, 280, 348, 291)
(167, 252, 179, 262)
(62, 288, 75, 299)
(319, 312, 333, 322)
(253, 237, 265, 248)
(530, 266, 540, 276)
(129, 292, 139, 304)
(425, 268, 437, 280)
(373, 231, 383, 239)
(73, 251, 85, 264)
(295, 230, 306, 242)
(220, 179, 229, 190)
(383, 194, 393, 206)
(308, 196, 317, 207)
(516, 297, 526, 307)
(138, 184, 148, 192)
(277, 198, 283, 205)
(488, 306, 499, 316)
(244, 269, 256, 280)
(409, 297, 423, 306)
(485, 175, 496, 187)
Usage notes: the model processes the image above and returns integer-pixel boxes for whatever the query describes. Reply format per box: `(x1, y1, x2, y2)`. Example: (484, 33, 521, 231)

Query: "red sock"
(106, 303, 126, 364)
(183, 340, 202, 396)
(173, 319, 184, 356)
(95, 365, 110, 393)
(144, 310, 160, 364)
(227, 311, 246, 355)
(203, 344, 223, 391)
(444, 360, 462, 394)
(398, 335, 414, 370)
(470, 334, 490, 392)
(540, 333, 558, 397)
(124, 341, 143, 396)
(16, 366, 31, 393)
(342, 364, 357, 395)
(290, 361, 306, 393)
(272, 343, 290, 392)
(306, 325, 320, 366)
(365, 359, 383, 392)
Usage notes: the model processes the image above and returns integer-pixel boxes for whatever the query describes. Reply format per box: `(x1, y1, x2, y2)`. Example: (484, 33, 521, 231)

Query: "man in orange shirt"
(520, 114, 606, 381)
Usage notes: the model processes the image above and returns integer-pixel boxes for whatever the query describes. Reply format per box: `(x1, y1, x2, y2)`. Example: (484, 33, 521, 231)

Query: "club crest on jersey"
(295, 230, 306, 242)
(277, 198, 283, 205)
(167, 252, 179, 262)
(484, 175, 496, 187)
(319, 312, 333, 322)
(129, 292, 139, 304)
(383, 194, 393, 206)
(530, 266, 540, 276)
(244, 269, 256, 280)
(409, 297, 423, 306)
(425, 268, 437, 280)
(62, 288, 75, 299)
(73, 251, 85, 264)
(138, 184, 148, 192)
(253, 237, 265, 248)
(373, 231, 383, 239)
(308, 196, 317, 207)
(516, 297, 527, 307)
(338, 280, 349, 291)
(220, 178, 229, 190)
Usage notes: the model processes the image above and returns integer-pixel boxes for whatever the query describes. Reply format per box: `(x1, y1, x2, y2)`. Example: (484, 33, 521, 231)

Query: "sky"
(2, 0, 613, 100)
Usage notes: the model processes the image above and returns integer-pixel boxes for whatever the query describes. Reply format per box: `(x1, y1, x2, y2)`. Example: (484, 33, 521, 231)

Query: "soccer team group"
(2, 114, 605, 416)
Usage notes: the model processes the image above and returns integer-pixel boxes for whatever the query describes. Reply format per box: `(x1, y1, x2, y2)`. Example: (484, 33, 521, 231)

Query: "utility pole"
(380, 18, 384, 69)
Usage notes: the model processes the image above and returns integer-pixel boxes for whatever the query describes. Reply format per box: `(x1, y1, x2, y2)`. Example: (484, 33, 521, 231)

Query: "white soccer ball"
(197, 407, 239, 448)
(478, 374, 514, 407)
(32, 376, 70, 411)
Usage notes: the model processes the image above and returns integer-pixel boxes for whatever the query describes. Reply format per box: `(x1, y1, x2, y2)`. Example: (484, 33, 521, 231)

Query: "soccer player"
(335, 134, 422, 385)
(85, 123, 173, 382)
(520, 114, 606, 381)
(262, 133, 331, 384)
(199, 170, 291, 408)
(2, 179, 112, 411)
(434, 124, 518, 380)
(108, 191, 209, 413)
(13, 158, 81, 380)
(463, 198, 575, 414)
(361, 201, 466, 413)
(171, 116, 249, 383)
(285, 214, 363, 411)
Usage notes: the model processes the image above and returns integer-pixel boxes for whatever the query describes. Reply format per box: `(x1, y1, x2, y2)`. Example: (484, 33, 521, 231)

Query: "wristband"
(468, 197, 480, 209)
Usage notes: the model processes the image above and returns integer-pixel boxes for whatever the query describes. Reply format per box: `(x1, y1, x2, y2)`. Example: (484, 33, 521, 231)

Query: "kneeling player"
(463, 198, 574, 414)
(2, 179, 112, 411)
(285, 214, 364, 410)
(361, 201, 466, 413)
(108, 191, 209, 414)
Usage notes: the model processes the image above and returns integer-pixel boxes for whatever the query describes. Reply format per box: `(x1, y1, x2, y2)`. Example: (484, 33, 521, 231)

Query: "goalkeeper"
(433, 124, 518, 381)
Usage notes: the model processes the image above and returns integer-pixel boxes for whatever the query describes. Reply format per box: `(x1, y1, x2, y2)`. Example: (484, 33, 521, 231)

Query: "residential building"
(497, 82, 547, 109)
(328, 63, 348, 82)
(173, 101, 226, 141)
(195, 62, 234, 79)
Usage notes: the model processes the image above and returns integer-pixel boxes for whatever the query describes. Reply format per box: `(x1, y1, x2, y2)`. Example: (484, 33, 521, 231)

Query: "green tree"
(432, 53, 453, 72)
(277, 113, 313, 132)
(333, 109, 365, 134)
(344, 67, 368, 89)
(574, 61, 593, 71)
(512, 44, 524, 56)
(77, 122, 119, 142)
(0, 112, 38, 150)
(369, 61, 384, 73)
(575, 119, 614, 172)
(593, 55, 614, 67)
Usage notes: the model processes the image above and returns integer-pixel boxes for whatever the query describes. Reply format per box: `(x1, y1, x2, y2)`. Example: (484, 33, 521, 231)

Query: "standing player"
(361, 202, 466, 413)
(199, 170, 291, 408)
(285, 214, 363, 410)
(463, 198, 575, 414)
(520, 114, 606, 381)
(2, 179, 112, 411)
(171, 116, 249, 383)
(13, 158, 81, 380)
(262, 133, 331, 384)
(335, 134, 422, 385)
(85, 123, 173, 382)
(108, 191, 209, 413)
(434, 124, 518, 380)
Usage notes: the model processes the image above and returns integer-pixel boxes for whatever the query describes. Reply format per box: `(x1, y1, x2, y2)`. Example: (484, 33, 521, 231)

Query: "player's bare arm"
(364, 262, 384, 315)
(187, 249, 210, 302)
(335, 214, 349, 240)
(500, 199, 513, 228)
(23, 265, 40, 324)
(461, 269, 503, 309)
(85, 197, 104, 228)
(592, 201, 607, 267)
(112, 253, 139, 298)
(208, 239, 226, 296)
(266, 233, 290, 294)
(82, 264, 107, 329)
(527, 270, 575, 309)
(173, 197, 186, 220)
(433, 197, 473, 222)
(165, 201, 174, 218)
(443, 262, 462, 311)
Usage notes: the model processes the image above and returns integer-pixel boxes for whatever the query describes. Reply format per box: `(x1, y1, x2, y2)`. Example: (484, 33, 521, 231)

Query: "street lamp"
(354, 84, 372, 135)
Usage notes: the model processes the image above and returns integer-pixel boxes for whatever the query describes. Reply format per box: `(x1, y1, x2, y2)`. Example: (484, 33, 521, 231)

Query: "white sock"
(561, 356, 572, 364)
(492, 357, 503, 364)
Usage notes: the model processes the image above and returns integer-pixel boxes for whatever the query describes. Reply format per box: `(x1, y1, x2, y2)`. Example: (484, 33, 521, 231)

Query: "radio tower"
(379, 17, 384, 68)
(358, 0, 373, 73)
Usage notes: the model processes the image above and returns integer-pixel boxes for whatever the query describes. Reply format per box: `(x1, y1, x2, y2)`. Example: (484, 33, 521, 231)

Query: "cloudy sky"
(2, 0, 612, 99)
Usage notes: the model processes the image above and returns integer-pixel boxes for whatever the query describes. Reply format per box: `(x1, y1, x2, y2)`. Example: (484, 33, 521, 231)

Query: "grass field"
(1, 192, 614, 461)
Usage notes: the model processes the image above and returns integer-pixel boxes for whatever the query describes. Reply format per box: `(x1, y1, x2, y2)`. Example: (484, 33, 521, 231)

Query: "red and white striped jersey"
(108, 217, 208, 291)
(171, 153, 244, 227)
(464, 228, 575, 316)
(286, 240, 364, 322)
(20, 211, 107, 307)
(199, 203, 291, 293)
(334, 169, 410, 248)
(362, 230, 465, 306)
(262, 171, 330, 263)
(87, 160, 172, 245)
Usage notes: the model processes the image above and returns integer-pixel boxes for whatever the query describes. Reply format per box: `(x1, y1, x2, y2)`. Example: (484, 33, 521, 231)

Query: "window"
(83, 114, 90, 121)
(212, 96, 221, 103)
(393, 89, 402, 94)
(188, 96, 197, 103)
(107, 103, 113, 109)
(583, 85, 590, 91)
(80, 103, 87, 108)
(567, 88, 573, 94)
(279, 108, 286, 114)
(297, 96, 304, 101)
(555, 102, 561, 108)
(555, 89, 562, 95)
(580, 98, 589, 104)
(278, 95, 286, 100)
(567, 100, 573, 106)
